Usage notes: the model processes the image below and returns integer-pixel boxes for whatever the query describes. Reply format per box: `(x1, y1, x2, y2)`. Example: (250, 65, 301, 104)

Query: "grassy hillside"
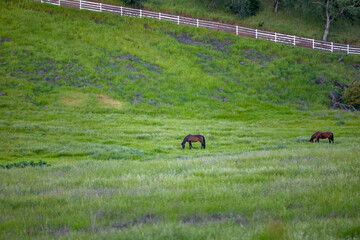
(1, 0, 360, 239)
(105, 0, 360, 45)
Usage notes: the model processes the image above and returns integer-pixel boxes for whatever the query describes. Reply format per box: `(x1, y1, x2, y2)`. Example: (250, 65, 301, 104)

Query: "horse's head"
(309, 138, 314, 143)
(181, 143, 185, 149)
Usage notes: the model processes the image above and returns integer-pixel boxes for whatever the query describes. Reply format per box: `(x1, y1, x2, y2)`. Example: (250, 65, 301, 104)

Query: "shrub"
(199, 0, 261, 18)
(123, 0, 147, 8)
(343, 83, 360, 110)
(225, 0, 261, 18)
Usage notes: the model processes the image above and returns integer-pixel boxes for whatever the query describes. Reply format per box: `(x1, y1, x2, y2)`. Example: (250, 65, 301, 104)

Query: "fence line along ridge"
(33, 0, 360, 55)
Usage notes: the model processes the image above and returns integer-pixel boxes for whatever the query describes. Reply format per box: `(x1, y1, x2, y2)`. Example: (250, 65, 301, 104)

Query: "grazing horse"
(181, 135, 205, 149)
(309, 131, 334, 144)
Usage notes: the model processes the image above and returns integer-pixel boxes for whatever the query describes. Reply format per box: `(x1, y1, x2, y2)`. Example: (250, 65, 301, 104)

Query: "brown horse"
(309, 131, 334, 144)
(181, 135, 205, 149)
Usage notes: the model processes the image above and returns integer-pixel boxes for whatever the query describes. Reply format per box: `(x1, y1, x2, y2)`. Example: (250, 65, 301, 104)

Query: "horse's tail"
(331, 133, 334, 143)
(202, 136, 206, 149)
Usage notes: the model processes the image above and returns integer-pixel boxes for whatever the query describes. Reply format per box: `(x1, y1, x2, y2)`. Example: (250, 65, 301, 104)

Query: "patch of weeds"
(2, 52, 92, 88)
(309, 75, 328, 85)
(0, 160, 51, 169)
(335, 120, 346, 126)
(242, 49, 279, 63)
(180, 213, 247, 226)
(0, 37, 10, 46)
(112, 214, 161, 230)
(169, 32, 232, 51)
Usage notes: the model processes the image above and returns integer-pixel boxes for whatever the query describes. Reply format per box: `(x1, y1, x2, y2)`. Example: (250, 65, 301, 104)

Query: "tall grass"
(0, 1, 360, 239)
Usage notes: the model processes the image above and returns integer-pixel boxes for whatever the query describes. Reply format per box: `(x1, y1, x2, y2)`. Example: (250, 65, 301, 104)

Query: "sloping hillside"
(1, 1, 359, 116)
(108, 0, 360, 45)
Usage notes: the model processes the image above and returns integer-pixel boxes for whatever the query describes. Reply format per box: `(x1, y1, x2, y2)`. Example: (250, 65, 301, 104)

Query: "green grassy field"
(1, 1, 360, 239)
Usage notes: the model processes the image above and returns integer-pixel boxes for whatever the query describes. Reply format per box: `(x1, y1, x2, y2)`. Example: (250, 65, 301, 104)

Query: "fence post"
(80, 0, 82, 10)
(140, 9, 142, 18)
(312, 39, 315, 49)
(178, 16, 180, 25)
(121, 6, 123, 16)
(255, 29, 258, 39)
(236, 26, 238, 36)
(197, 19, 199, 28)
(275, 32, 277, 42)
(347, 44, 349, 54)
(100, 3, 102, 12)
(293, 36, 296, 46)
(159, 12, 161, 20)
(331, 42, 333, 52)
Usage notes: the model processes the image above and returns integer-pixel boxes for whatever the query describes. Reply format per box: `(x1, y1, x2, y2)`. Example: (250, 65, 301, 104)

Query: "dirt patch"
(310, 75, 328, 85)
(242, 49, 279, 63)
(108, 54, 162, 75)
(0, 37, 10, 46)
(216, 88, 224, 93)
(112, 214, 161, 230)
(131, 93, 143, 104)
(169, 33, 232, 51)
(96, 95, 122, 108)
(0, 92, 6, 97)
(213, 95, 229, 102)
(61, 97, 82, 106)
(197, 53, 216, 63)
(180, 214, 247, 226)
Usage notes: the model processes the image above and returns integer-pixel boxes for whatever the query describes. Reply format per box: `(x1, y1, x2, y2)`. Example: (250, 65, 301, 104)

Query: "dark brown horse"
(309, 131, 334, 144)
(181, 135, 205, 149)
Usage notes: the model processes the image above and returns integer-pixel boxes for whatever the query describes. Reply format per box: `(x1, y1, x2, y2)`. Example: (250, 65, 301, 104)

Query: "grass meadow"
(1, 0, 360, 239)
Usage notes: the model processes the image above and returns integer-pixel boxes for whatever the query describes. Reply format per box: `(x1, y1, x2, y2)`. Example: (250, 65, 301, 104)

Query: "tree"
(273, 0, 280, 13)
(276, 0, 360, 41)
(314, 0, 360, 41)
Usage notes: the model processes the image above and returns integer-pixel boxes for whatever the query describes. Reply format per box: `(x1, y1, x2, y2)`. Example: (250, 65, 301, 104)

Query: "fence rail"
(33, 0, 360, 55)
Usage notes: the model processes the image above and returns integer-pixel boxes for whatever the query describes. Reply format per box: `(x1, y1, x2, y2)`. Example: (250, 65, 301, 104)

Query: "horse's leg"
(189, 142, 192, 149)
(328, 138, 331, 144)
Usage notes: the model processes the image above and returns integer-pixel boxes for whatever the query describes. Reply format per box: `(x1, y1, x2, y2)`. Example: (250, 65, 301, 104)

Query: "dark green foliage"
(343, 83, 360, 109)
(279, 0, 360, 25)
(225, 0, 260, 17)
(123, 0, 147, 8)
(197, 0, 261, 17)
(0, 160, 51, 169)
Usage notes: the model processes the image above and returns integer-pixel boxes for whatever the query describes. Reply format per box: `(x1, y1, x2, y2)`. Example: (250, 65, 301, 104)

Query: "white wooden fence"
(32, 0, 360, 55)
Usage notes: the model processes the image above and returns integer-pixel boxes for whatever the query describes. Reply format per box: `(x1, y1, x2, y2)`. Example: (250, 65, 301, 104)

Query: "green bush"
(225, 0, 260, 18)
(343, 83, 360, 110)
(198, 0, 261, 18)
(0, 160, 51, 169)
(123, 0, 147, 8)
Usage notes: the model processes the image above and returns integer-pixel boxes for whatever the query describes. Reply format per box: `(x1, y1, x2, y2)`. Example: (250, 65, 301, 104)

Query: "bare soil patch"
(96, 95, 122, 108)
(61, 97, 82, 106)
(169, 33, 232, 51)
(181, 214, 247, 226)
